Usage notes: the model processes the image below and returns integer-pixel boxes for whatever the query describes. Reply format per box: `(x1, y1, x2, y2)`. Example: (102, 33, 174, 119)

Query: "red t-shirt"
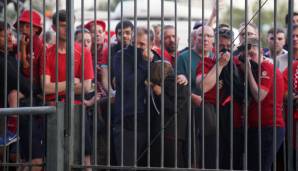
(21, 35, 44, 85)
(41, 43, 94, 101)
(283, 61, 298, 120)
(248, 61, 285, 127)
(196, 57, 217, 104)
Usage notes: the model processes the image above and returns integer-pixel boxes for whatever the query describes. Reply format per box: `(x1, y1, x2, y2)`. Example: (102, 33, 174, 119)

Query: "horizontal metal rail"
(0, 106, 56, 116)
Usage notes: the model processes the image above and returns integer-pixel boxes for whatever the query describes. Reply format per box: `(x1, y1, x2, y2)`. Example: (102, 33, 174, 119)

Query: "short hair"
(75, 28, 90, 37)
(152, 24, 161, 30)
(52, 9, 67, 27)
(239, 22, 258, 31)
(135, 26, 154, 42)
(219, 23, 230, 29)
(115, 20, 134, 33)
(0, 21, 10, 32)
(285, 12, 298, 25)
(267, 27, 285, 35)
(163, 25, 175, 31)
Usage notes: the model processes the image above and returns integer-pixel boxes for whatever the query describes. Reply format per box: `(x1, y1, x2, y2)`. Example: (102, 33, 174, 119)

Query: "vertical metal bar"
(287, 0, 294, 169)
(107, 0, 111, 167)
(92, 0, 98, 165)
(229, 0, 234, 169)
(66, 0, 75, 169)
(257, 0, 262, 170)
(243, 0, 248, 169)
(215, 0, 220, 169)
(187, 0, 192, 168)
(272, 0, 277, 170)
(29, 3, 33, 171)
(80, 0, 86, 167)
(3, 0, 8, 167)
(133, 0, 138, 166)
(174, 0, 178, 168)
(92, 1, 99, 167)
(160, 0, 165, 167)
(146, 0, 151, 167)
(55, 0, 59, 108)
(16, 0, 21, 165)
(120, 0, 124, 166)
(201, 0, 205, 168)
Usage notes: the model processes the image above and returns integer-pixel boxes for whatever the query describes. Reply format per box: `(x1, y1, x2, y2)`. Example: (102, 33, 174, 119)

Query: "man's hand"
(219, 52, 230, 67)
(177, 74, 188, 85)
(191, 94, 202, 107)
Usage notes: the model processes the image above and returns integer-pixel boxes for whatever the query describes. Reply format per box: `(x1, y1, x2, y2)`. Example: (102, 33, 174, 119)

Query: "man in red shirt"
(41, 10, 94, 170)
(152, 25, 179, 65)
(15, 9, 44, 89)
(238, 37, 285, 171)
(195, 29, 231, 169)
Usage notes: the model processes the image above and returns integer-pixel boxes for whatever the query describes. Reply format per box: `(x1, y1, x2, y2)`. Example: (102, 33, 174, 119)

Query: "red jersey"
(21, 35, 44, 85)
(42, 42, 94, 101)
(248, 61, 285, 127)
(283, 61, 298, 120)
(196, 57, 217, 104)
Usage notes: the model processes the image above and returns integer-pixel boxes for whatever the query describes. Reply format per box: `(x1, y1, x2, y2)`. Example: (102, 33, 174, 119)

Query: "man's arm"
(197, 53, 230, 93)
(41, 75, 66, 95)
(247, 66, 268, 101)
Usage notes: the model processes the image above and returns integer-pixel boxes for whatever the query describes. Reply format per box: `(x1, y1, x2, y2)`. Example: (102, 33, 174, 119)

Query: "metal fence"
(0, 0, 297, 170)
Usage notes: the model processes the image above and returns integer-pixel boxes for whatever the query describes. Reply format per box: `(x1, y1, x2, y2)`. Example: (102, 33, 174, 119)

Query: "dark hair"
(219, 23, 230, 29)
(52, 9, 67, 27)
(115, 20, 134, 34)
(285, 12, 298, 25)
(135, 26, 154, 43)
(75, 28, 90, 37)
(267, 27, 285, 35)
(150, 61, 173, 86)
(0, 21, 10, 32)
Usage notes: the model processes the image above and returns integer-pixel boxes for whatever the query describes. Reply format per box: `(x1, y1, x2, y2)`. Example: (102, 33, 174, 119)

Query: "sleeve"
(83, 48, 94, 80)
(259, 63, 273, 92)
(98, 45, 109, 67)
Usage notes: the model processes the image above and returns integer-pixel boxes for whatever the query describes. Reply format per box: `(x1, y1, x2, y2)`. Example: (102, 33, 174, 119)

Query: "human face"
(219, 36, 231, 51)
(239, 25, 258, 44)
(164, 28, 177, 54)
(0, 28, 14, 51)
(293, 15, 298, 25)
(53, 21, 67, 41)
(195, 26, 214, 53)
(89, 23, 105, 46)
(76, 32, 92, 50)
(247, 44, 260, 63)
(117, 27, 133, 46)
(293, 28, 298, 51)
(267, 32, 286, 54)
(153, 26, 161, 47)
(20, 22, 40, 36)
(136, 33, 152, 59)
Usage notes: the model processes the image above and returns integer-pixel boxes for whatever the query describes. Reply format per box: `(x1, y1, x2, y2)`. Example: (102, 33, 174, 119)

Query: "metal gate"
(0, 0, 297, 170)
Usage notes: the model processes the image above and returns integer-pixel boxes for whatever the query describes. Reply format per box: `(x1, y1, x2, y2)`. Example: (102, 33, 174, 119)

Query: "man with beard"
(152, 25, 179, 66)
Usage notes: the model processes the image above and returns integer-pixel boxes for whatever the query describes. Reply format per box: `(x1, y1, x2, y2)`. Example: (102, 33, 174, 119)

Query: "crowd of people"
(0, 5, 298, 171)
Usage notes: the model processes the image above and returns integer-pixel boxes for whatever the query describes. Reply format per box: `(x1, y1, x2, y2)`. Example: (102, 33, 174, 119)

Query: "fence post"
(46, 102, 64, 171)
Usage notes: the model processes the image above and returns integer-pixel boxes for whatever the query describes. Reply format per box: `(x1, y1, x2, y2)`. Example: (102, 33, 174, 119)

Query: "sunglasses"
(217, 29, 234, 38)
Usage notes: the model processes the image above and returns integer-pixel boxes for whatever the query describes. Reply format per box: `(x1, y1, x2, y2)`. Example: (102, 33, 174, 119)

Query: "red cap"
(14, 10, 43, 35)
(84, 20, 106, 32)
